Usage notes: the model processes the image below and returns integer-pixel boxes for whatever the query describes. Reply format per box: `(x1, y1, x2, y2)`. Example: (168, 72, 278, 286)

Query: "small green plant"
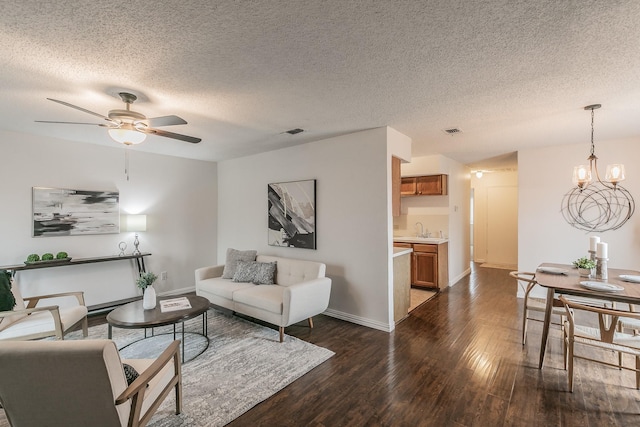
(26, 253, 40, 263)
(136, 272, 158, 290)
(0, 270, 16, 312)
(41, 253, 54, 261)
(573, 257, 596, 269)
(56, 251, 68, 259)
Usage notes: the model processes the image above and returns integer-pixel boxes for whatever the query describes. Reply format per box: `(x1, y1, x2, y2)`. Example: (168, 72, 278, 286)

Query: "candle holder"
(588, 250, 596, 261)
(596, 257, 608, 280)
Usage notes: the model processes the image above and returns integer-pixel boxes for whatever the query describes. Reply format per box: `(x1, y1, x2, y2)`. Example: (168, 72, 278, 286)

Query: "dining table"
(535, 262, 640, 369)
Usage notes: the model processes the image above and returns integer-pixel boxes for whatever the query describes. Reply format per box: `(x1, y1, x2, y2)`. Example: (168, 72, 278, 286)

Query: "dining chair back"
(510, 271, 566, 345)
(559, 295, 640, 392)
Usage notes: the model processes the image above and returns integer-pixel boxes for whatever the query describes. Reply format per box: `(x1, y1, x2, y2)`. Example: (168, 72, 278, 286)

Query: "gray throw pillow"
(253, 261, 277, 285)
(221, 248, 257, 279)
(232, 261, 277, 285)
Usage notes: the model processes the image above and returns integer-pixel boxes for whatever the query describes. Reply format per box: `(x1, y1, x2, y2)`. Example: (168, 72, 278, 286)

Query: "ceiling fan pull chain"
(124, 148, 130, 181)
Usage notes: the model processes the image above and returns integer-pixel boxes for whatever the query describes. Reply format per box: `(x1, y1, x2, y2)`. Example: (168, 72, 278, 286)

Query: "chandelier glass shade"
(561, 104, 635, 232)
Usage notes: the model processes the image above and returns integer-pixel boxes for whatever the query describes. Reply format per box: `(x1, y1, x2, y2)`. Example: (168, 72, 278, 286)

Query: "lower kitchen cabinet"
(413, 249, 438, 288)
(394, 241, 448, 290)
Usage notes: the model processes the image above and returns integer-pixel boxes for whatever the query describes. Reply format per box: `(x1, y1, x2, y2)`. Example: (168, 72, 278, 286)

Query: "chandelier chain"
(590, 107, 595, 157)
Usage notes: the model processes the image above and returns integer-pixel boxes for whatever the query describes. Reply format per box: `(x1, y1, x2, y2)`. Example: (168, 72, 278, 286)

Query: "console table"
(0, 253, 152, 311)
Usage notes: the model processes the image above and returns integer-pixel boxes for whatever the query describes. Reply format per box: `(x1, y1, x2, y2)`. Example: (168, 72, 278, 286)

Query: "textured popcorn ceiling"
(1, 1, 639, 167)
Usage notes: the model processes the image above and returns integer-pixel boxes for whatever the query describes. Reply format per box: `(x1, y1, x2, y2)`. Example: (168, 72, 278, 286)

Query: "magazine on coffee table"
(160, 297, 192, 312)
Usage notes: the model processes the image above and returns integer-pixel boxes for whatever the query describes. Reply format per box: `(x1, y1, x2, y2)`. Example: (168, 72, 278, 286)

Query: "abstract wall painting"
(32, 187, 120, 237)
(268, 179, 316, 249)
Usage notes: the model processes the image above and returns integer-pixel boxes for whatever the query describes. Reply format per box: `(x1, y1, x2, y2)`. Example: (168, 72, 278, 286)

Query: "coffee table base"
(109, 310, 209, 363)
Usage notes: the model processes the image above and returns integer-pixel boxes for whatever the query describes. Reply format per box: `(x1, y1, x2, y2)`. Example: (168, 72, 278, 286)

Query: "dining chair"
(559, 295, 640, 392)
(510, 271, 566, 345)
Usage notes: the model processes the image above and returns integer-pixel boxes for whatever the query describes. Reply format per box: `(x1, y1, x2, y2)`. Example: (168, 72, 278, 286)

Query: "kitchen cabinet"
(400, 174, 448, 196)
(394, 241, 448, 290)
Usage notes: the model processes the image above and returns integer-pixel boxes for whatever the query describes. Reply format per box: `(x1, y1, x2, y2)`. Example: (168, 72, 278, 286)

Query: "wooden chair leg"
(279, 326, 284, 343)
(308, 317, 314, 329)
(636, 356, 640, 390)
(82, 316, 89, 337)
(522, 311, 528, 346)
(568, 339, 574, 392)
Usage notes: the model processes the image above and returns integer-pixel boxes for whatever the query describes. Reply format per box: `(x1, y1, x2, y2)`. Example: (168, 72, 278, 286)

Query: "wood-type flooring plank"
(86, 264, 640, 426)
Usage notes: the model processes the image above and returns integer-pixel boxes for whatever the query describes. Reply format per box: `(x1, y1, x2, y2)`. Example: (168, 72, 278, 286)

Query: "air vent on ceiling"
(285, 128, 304, 135)
(443, 127, 463, 135)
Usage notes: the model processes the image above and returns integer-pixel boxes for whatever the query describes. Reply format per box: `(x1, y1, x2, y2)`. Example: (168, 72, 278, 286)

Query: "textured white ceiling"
(1, 1, 639, 168)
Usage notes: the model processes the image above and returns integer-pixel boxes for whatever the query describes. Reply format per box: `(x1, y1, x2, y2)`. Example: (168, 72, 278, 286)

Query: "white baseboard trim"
(323, 309, 392, 333)
(449, 268, 471, 287)
(158, 286, 196, 296)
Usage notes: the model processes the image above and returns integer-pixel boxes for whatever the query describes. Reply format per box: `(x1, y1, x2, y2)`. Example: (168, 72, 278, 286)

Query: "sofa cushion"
(221, 248, 257, 279)
(256, 256, 325, 287)
(198, 277, 255, 300)
(0, 305, 87, 340)
(233, 261, 277, 285)
(233, 285, 284, 315)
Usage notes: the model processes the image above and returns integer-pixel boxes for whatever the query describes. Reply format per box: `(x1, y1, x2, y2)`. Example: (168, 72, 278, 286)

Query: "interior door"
(486, 186, 518, 267)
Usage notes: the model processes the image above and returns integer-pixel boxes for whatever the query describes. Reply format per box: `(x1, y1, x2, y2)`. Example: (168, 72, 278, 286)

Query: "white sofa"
(195, 255, 331, 342)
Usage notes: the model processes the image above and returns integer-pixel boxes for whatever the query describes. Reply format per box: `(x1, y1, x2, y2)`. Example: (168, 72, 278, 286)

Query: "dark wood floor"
(92, 264, 640, 426)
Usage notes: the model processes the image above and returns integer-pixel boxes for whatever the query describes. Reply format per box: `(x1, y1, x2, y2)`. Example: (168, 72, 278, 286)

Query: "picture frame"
(268, 179, 316, 249)
(32, 187, 120, 237)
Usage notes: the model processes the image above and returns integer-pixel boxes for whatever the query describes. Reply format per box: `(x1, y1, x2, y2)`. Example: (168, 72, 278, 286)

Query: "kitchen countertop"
(393, 247, 413, 257)
(393, 236, 448, 244)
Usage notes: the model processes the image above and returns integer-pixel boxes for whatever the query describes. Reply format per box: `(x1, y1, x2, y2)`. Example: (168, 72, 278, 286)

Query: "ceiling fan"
(36, 92, 201, 145)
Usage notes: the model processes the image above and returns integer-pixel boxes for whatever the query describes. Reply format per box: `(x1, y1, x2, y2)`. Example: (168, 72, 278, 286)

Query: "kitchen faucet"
(415, 222, 429, 238)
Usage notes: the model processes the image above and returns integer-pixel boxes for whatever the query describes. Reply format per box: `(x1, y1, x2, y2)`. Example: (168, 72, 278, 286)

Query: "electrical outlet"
(160, 271, 168, 280)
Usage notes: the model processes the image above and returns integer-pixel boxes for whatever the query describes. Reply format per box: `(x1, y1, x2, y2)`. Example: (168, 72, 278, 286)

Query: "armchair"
(0, 339, 182, 427)
(0, 279, 88, 341)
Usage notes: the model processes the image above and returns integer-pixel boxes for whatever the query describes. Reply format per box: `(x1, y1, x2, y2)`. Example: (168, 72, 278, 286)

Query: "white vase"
(143, 285, 157, 310)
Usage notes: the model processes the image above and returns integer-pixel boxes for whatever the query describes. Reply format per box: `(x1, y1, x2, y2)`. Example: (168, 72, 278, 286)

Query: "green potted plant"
(573, 257, 596, 277)
(136, 272, 158, 310)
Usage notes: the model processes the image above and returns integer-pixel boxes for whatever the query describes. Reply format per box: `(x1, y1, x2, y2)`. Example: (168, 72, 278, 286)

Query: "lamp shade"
(123, 214, 147, 232)
(108, 124, 147, 145)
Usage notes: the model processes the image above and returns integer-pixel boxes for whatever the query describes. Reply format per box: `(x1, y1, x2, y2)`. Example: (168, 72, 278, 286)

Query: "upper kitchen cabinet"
(400, 174, 448, 196)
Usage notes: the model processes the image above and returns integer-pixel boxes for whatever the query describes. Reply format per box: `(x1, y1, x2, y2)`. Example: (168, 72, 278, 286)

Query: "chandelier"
(561, 104, 635, 232)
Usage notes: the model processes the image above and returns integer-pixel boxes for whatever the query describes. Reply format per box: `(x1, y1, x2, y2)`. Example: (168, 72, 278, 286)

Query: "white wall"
(0, 130, 217, 307)
(518, 136, 640, 297)
(217, 127, 411, 332)
(395, 154, 471, 286)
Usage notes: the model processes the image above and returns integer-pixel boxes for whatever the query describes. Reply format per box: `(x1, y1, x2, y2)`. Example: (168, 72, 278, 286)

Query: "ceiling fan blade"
(146, 115, 188, 127)
(35, 120, 102, 125)
(142, 127, 201, 144)
(46, 98, 111, 121)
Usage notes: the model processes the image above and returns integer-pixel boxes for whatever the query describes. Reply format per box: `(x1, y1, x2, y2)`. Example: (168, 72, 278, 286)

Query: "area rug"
(0, 309, 334, 427)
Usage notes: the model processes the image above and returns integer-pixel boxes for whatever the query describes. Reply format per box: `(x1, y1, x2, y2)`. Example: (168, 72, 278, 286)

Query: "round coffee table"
(107, 294, 210, 362)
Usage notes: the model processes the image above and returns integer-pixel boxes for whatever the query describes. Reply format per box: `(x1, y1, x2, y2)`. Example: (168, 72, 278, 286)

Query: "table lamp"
(123, 214, 147, 255)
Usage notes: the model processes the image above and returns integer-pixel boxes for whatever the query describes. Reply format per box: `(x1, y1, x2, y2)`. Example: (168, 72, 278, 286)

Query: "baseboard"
(323, 309, 393, 332)
(158, 286, 196, 296)
(449, 268, 471, 287)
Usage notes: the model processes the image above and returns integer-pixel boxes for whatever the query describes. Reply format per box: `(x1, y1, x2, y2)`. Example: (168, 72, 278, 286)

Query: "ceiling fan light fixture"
(108, 123, 146, 145)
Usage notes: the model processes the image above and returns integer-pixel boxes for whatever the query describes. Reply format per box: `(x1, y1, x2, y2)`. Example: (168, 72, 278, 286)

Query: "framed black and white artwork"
(32, 187, 120, 237)
(268, 179, 316, 249)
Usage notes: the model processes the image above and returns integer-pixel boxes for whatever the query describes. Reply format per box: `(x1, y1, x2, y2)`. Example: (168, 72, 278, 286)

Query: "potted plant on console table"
(137, 272, 158, 310)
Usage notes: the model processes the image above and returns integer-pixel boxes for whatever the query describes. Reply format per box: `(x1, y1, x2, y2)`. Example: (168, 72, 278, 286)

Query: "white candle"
(589, 236, 600, 251)
(596, 242, 608, 259)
